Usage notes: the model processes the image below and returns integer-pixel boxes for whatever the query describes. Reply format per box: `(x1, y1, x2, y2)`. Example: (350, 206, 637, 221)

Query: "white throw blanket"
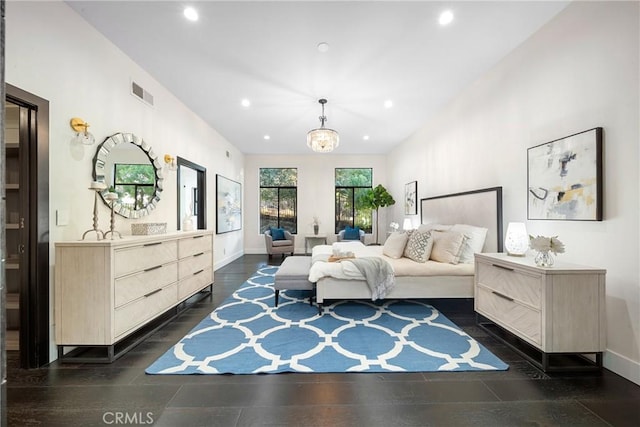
(343, 257, 395, 300)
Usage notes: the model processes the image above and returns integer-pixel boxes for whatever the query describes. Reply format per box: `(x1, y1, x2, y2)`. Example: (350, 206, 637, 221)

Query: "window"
(335, 168, 373, 233)
(113, 163, 156, 210)
(259, 168, 297, 233)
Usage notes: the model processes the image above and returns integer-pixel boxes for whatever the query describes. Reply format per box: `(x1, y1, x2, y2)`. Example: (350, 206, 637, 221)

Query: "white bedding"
(308, 241, 474, 283)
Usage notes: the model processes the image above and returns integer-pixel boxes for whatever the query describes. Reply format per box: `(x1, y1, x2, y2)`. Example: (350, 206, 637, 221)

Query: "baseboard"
(214, 250, 244, 270)
(604, 349, 640, 385)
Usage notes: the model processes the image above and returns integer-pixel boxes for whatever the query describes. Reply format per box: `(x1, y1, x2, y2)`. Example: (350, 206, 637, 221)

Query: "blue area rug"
(146, 266, 508, 374)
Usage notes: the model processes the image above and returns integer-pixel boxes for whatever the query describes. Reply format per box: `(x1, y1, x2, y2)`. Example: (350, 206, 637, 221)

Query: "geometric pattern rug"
(146, 266, 509, 374)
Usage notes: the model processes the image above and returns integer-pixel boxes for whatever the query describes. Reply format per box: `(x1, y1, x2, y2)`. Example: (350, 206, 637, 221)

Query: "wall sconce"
(164, 154, 178, 171)
(504, 222, 529, 256)
(70, 117, 95, 145)
(402, 218, 413, 231)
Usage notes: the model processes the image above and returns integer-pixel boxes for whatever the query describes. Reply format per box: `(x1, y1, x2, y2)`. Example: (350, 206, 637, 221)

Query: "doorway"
(4, 84, 50, 368)
(177, 157, 206, 230)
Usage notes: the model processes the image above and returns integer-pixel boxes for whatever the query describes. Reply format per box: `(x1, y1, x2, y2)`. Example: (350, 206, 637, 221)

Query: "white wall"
(5, 1, 245, 360)
(387, 1, 639, 383)
(244, 155, 389, 254)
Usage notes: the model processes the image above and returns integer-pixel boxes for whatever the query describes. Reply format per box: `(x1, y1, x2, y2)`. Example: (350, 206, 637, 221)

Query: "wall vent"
(131, 81, 154, 107)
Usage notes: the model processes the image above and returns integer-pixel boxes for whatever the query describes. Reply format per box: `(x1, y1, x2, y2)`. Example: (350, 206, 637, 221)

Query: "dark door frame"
(6, 83, 50, 369)
(176, 157, 206, 230)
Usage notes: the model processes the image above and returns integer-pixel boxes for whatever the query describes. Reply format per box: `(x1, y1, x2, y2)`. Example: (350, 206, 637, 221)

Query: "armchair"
(264, 229, 295, 258)
(337, 228, 366, 244)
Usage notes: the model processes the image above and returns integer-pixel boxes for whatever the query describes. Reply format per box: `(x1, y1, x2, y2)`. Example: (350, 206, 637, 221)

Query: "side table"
(305, 234, 327, 255)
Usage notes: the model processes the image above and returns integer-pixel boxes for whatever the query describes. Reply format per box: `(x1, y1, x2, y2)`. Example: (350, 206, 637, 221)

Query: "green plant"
(361, 184, 395, 244)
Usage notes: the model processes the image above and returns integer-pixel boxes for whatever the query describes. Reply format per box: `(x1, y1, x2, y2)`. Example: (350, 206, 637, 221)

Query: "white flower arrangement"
(529, 235, 565, 254)
(389, 222, 399, 232)
(311, 216, 320, 226)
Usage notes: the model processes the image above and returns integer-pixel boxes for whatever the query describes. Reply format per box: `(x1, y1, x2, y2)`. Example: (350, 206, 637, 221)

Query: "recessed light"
(241, 99, 251, 108)
(363, 135, 370, 141)
(439, 10, 454, 26)
(317, 42, 330, 53)
(264, 135, 271, 140)
(384, 100, 393, 109)
(183, 7, 199, 22)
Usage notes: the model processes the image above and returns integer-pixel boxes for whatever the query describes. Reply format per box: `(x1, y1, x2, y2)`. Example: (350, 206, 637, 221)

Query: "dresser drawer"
(178, 251, 212, 279)
(179, 268, 213, 300)
(477, 261, 541, 308)
(114, 240, 178, 277)
(114, 262, 178, 308)
(476, 285, 541, 346)
(178, 234, 212, 259)
(114, 283, 178, 338)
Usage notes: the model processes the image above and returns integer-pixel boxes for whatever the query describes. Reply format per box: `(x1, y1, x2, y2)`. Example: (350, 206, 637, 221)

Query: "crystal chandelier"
(307, 98, 339, 153)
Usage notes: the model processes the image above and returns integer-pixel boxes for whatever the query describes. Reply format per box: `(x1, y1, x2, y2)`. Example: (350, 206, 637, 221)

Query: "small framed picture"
(404, 181, 418, 215)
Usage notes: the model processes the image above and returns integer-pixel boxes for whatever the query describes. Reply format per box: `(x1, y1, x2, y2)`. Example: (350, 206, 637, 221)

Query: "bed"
(311, 187, 503, 309)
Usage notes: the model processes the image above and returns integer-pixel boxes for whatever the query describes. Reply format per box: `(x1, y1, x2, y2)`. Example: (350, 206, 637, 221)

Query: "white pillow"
(430, 230, 467, 264)
(451, 224, 488, 264)
(403, 230, 433, 263)
(383, 232, 409, 259)
(417, 223, 452, 234)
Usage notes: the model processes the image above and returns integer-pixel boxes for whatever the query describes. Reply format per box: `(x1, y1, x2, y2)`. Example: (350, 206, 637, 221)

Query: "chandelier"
(307, 98, 339, 153)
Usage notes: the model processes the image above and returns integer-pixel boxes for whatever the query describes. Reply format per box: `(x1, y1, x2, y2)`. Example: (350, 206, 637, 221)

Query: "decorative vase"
(313, 224, 319, 235)
(534, 250, 554, 267)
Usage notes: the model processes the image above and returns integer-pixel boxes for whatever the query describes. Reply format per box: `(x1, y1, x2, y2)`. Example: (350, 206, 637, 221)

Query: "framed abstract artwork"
(527, 127, 603, 221)
(404, 181, 418, 215)
(216, 174, 242, 233)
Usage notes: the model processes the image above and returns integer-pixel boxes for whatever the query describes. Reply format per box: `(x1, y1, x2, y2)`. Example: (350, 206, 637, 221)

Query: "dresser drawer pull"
(193, 269, 205, 276)
(492, 263, 514, 272)
(193, 252, 205, 257)
(144, 265, 163, 273)
(144, 288, 163, 298)
(193, 235, 204, 239)
(143, 242, 162, 247)
(492, 290, 514, 302)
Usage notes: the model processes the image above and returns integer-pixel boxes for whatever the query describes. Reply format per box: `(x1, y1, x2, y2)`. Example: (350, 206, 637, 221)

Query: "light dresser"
(55, 230, 213, 362)
(474, 252, 606, 371)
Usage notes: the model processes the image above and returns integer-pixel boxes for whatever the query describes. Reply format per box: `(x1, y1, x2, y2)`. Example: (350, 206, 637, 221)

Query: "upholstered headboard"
(420, 187, 503, 253)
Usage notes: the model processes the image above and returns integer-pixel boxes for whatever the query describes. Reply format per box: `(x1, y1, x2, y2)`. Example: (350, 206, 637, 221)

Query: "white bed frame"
(316, 187, 503, 307)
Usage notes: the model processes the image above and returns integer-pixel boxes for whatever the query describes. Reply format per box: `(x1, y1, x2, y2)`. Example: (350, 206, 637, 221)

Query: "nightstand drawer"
(476, 285, 541, 346)
(477, 261, 541, 308)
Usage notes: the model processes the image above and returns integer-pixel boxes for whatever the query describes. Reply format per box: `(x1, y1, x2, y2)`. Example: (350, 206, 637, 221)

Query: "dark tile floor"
(6, 255, 640, 426)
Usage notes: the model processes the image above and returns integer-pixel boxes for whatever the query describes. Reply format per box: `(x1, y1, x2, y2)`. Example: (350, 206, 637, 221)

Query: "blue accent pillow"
(343, 226, 360, 240)
(270, 227, 286, 241)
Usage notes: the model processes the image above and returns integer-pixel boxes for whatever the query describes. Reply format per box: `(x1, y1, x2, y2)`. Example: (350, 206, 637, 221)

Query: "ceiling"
(66, 1, 569, 155)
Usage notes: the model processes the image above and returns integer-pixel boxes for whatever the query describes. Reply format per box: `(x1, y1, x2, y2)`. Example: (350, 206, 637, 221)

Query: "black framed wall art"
(404, 181, 418, 215)
(527, 127, 603, 221)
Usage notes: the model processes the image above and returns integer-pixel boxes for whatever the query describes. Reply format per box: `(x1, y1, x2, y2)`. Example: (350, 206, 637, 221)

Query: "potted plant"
(361, 184, 396, 244)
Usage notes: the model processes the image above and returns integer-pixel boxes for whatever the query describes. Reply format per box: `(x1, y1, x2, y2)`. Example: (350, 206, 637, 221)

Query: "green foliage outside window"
(335, 168, 373, 233)
(260, 168, 297, 233)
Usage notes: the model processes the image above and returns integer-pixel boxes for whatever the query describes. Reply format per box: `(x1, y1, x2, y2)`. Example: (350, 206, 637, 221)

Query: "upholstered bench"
(274, 256, 314, 307)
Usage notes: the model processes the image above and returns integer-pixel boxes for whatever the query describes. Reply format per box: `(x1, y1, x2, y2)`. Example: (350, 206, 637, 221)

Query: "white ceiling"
(66, 1, 569, 155)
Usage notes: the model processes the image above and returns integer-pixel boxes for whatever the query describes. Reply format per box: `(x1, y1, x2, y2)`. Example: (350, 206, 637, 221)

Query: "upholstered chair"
(264, 229, 295, 258)
(336, 229, 366, 244)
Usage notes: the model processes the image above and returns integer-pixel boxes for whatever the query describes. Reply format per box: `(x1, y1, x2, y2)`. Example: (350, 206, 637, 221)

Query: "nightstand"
(474, 253, 606, 372)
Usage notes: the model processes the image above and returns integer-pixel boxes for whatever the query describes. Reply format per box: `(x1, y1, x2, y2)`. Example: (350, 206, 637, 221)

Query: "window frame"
(113, 162, 156, 210)
(259, 168, 298, 234)
(334, 168, 373, 234)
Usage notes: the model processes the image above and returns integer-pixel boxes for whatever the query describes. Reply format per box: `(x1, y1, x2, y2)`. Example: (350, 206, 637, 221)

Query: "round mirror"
(93, 132, 164, 218)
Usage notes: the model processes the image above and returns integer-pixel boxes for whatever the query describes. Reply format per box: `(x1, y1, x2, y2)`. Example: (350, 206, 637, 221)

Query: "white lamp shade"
(402, 218, 413, 231)
(505, 222, 528, 256)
